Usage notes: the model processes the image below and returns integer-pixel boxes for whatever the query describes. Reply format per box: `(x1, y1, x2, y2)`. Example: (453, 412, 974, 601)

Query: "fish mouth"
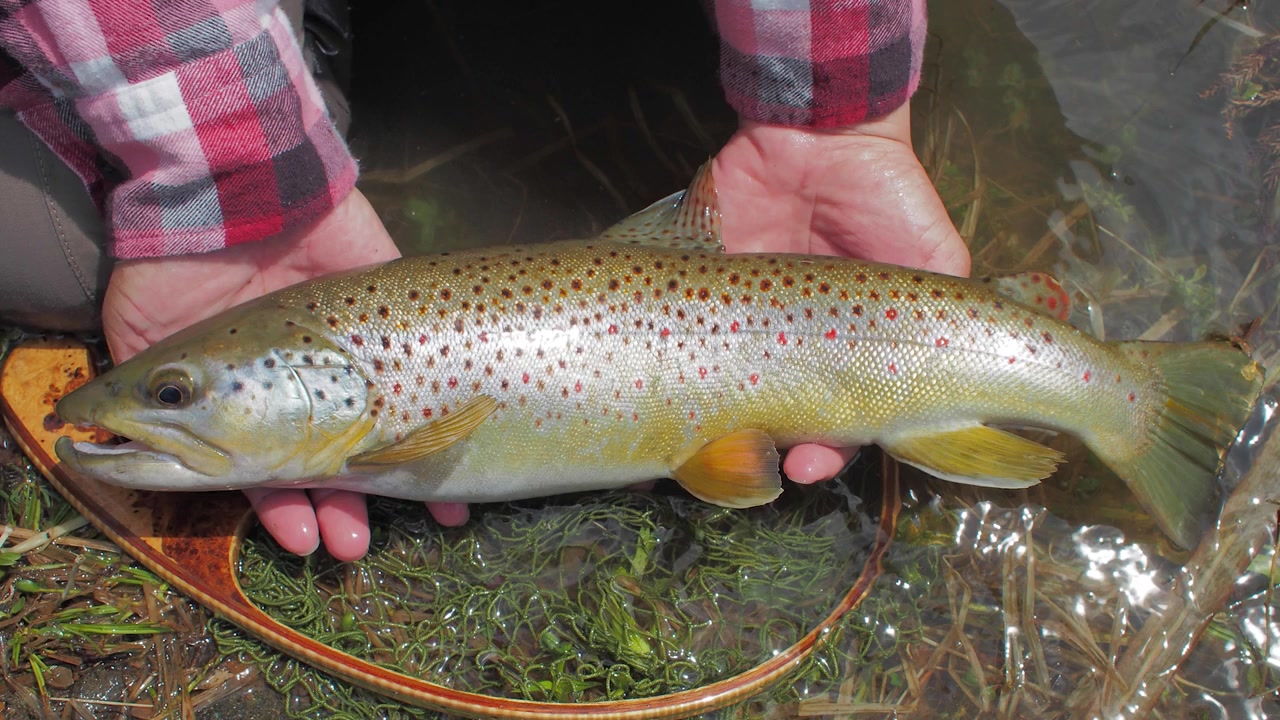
(54, 418, 237, 490)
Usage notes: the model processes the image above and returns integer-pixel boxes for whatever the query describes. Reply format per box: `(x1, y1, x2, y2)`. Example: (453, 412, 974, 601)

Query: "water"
(338, 0, 1280, 716)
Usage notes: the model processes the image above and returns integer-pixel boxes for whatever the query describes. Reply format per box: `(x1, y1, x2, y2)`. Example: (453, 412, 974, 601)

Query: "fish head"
(54, 311, 378, 492)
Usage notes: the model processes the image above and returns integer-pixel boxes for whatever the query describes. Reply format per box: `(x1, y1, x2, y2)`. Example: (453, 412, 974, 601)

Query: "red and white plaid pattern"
(0, 0, 356, 259)
(713, 0, 926, 127)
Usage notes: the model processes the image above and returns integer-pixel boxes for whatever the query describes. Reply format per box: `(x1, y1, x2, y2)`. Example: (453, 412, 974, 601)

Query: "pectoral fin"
(348, 395, 497, 467)
(670, 429, 782, 508)
(883, 425, 1064, 488)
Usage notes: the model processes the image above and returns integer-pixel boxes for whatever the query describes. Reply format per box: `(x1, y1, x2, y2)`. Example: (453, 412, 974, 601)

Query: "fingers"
(427, 501, 469, 526)
(243, 487, 320, 556)
(782, 444, 860, 483)
(310, 489, 371, 562)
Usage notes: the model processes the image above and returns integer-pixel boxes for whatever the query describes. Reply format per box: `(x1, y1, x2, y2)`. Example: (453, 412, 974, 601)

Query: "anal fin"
(884, 425, 1064, 489)
(670, 429, 782, 508)
(348, 395, 497, 467)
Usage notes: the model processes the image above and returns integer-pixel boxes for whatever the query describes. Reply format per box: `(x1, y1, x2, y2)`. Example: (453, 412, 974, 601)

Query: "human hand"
(713, 104, 971, 484)
(101, 188, 467, 561)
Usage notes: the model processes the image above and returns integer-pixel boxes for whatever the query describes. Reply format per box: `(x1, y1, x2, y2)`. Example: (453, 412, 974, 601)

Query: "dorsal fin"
(596, 161, 723, 252)
(978, 272, 1071, 320)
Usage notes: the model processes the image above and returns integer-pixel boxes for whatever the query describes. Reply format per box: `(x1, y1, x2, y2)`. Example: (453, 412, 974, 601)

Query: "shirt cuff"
(715, 0, 926, 128)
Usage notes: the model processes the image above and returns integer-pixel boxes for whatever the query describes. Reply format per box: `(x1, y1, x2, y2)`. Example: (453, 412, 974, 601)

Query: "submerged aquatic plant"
(1203, 35, 1280, 188)
(213, 476, 893, 716)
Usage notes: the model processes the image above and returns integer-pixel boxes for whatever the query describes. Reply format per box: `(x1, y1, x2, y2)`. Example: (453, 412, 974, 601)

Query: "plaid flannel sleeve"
(712, 0, 927, 128)
(0, 1, 356, 259)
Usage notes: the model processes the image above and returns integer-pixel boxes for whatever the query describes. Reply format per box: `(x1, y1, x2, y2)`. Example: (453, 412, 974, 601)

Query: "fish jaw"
(53, 435, 248, 491)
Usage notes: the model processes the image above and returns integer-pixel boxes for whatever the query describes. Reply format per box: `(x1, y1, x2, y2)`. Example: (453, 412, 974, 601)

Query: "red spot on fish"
(608, 324, 619, 334)
(1008, 357, 1016, 364)
(887, 362, 898, 375)
(574, 381, 582, 393)
(825, 328, 837, 340)
(1042, 332, 1053, 344)
(393, 383, 402, 394)
(635, 379, 644, 390)
(885, 308, 898, 321)
(447, 377, 459, 389)
(660, 328, 671, 338)
(1047, 297, 1058, 311)
(1032, 274, 1042, 284)
(1083, 370, 1092, 383)
(689, 411, 696, 420)
(422, 408, 432, 418)
(730, 321, 740, 333)
(698, 367, 708, 379)
(749, 373, 759, 385)
(1128, 392, 1136, 403)
(419, 334, 427, 345)
(777, 332, 787, 345)
(351, 335, 363, 346)
(522, 372, 530, 384)
(479, 332, 489, 343)
(936, 337, 949, 347)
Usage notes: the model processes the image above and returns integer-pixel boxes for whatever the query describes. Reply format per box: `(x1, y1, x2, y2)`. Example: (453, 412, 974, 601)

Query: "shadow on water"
(3, 0, 1280, 717)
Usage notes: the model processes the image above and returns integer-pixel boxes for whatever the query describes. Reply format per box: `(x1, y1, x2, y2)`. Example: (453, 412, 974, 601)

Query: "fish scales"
(54, 165, 1264, 550)
(275, 241, 1150, 500)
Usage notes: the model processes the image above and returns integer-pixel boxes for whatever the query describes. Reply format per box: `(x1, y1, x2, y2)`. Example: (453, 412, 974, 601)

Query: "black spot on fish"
(232, 381, 244, 392)
(302, 336, 312, 344)
(229, 328, 238, 335)
(263, 359, 275, 368)
(378, 306, 390, 319)
(315, 389, 327, 401)
(345, 397, 355, 407)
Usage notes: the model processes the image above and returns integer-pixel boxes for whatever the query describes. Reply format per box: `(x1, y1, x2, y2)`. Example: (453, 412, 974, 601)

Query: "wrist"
(737, 103, 913, 150)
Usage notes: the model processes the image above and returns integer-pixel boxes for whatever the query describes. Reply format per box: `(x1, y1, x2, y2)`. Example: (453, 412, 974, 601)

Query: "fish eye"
(155, 383, 189, 407)
(146, 369, 195, 408)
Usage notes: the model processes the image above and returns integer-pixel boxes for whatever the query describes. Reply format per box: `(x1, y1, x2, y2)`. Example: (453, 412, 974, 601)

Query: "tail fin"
(1102, 341, 1263, 549)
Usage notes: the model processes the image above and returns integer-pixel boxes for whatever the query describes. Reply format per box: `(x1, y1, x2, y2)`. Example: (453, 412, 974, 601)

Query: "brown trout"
(55, 166, 1263, 549)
